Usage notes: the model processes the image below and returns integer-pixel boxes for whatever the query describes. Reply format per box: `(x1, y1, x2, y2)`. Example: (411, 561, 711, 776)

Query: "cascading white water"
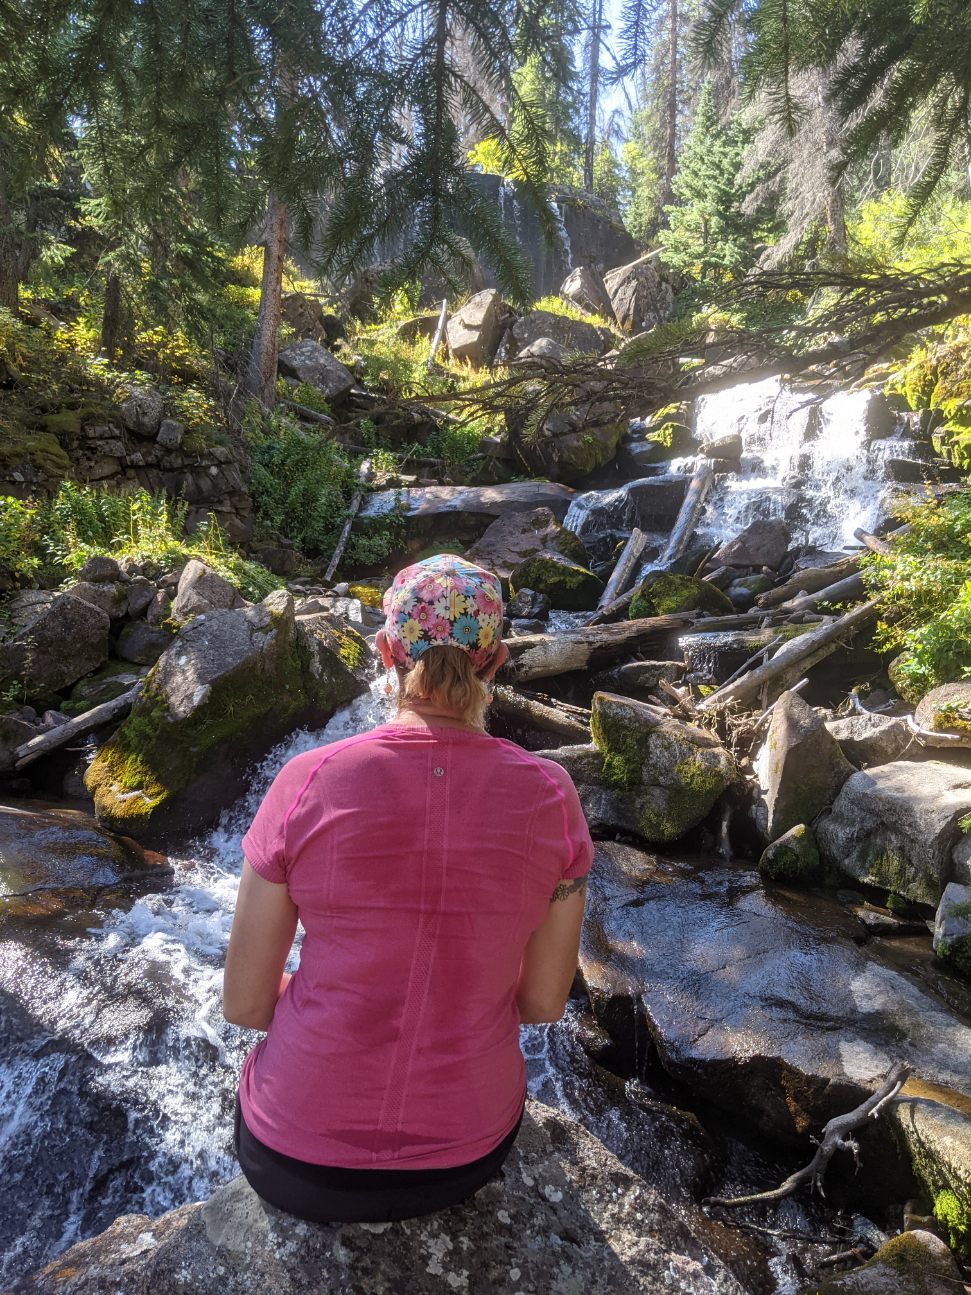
(694, 377, 888, 549)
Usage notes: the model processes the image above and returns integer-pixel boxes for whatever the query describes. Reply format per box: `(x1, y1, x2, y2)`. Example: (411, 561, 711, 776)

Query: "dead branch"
(14, 685, 142, 769)
(706, 1062, 911, 1209)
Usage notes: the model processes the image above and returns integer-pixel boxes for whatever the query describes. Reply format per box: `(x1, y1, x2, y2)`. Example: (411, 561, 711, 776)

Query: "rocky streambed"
(2, 373, 971, 1293)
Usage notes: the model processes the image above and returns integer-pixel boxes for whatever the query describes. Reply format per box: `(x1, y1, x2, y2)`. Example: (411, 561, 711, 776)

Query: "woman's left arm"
(223, 859, 298, 1031)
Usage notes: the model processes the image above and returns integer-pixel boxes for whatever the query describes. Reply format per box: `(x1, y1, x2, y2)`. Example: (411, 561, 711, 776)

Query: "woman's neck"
(392, 703, 482, 733)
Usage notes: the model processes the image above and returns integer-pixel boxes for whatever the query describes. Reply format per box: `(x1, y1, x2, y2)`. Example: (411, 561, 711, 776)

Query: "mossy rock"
(589, 691, 736, 844)
(0, 423, 72, 477)
(510, 553, 603, 611)
(85, 592, 369, 844)
(888, 653, 925, 705)
(347, 583, 384, 609)
(758, 824, 821, 884)
(629, 572, 732, 620)
(800, 1229, 964, 1294)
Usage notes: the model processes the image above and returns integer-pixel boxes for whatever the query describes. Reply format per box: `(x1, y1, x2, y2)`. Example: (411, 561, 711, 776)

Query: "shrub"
(862, 488, 971, 698)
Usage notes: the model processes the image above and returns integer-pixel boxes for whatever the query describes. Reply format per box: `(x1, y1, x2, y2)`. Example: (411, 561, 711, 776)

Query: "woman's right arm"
(516, 875, 587, 1024)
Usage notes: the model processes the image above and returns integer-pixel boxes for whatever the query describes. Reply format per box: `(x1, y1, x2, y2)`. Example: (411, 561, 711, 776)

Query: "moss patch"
(629, 572, 732, 619)
(759, 824, 821, 883)
(510, 553, 603, 611)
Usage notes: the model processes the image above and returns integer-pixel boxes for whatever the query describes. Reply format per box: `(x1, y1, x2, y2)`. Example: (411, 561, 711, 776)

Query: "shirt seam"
(489, 736, 580, 875)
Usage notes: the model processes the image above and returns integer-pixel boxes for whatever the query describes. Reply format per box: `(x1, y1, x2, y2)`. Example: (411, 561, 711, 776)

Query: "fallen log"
(756, 556, 859, 609)
(283, 399, 338, 429)
(586, 586, 638, 625)
(778, 571, 866, 614)
(854, 524, 910, 555)
(324, 456, 372, 584)
(698, 600, 880, 711)
(491, 686, 589, 740)
(598, 527, 648, 610)
(659, 461, 714, 567)
(14, 685, 141, 770)
(427, 298, 448, 372)
(502, 614, 695, 684)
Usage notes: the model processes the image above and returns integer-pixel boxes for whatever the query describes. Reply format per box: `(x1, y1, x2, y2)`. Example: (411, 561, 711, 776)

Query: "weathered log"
(502, 614, 694, 683)
(586, 586, 638, 625)
(324, 456, 372, 584)
(707, 1063, 911, 1208)
(14, 685, 141, 769)
(854, 524, 910, 555)
(698, 600, 880, 711)
(491, 686, 589, 739)
(598, 527, 648, 610)
(427, 298, 448, 372)
(756, 556, 859, 609)
(778, 571, 866, 613)
(659, 461, 714, 567)
(283, 399, 337, 429)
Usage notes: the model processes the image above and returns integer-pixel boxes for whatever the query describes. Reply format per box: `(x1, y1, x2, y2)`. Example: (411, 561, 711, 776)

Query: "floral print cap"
(382, 554, 504, 672)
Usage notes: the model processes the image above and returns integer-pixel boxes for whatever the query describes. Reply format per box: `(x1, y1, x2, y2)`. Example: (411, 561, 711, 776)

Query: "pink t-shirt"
(238, 722, 593, 1170)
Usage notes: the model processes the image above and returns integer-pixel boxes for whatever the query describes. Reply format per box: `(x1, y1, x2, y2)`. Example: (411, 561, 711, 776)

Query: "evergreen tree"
(659, 81, 770, 279)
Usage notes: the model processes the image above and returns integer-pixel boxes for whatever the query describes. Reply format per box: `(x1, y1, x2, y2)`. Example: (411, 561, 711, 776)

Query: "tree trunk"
(662, 0, 679, 208)
(100, 267, 125, 358)
(244, 190, 289, 410)
(583, 0, 603, 193)
(0, 187, 20, 312)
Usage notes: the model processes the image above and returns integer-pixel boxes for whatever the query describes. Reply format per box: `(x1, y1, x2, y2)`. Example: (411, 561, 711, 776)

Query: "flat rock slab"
(13, 1102, 747, 1295)
(360, 482, 575, 529)
(581, 844, 971, 1148)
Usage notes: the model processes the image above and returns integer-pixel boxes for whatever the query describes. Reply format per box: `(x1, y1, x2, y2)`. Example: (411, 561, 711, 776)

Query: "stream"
(0, 376, 951, 1290)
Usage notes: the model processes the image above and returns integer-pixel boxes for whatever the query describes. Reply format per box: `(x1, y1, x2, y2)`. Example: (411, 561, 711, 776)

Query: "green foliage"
(0, 484, 279, 600)
(620, 107, 664, 247)
(862, 488, 971, 697)
(886, 316, 971, 470)
(530, 294, 613, 329)
(659, 83, 774, 283)
(849, 193, 971, 271)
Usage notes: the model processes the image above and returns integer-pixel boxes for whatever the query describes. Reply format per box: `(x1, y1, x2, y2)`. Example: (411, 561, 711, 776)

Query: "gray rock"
(725, 574, 772, 609)
(11, 1101, 746, 1295)
(915, 681, 971, 747)
(817, 761, 971, 905)
(559, 264, 613, 319)
(115, 621, 173, 666)
(542, 694, 735, 844)
(359, 484, 575, 549)
(277, 339, 355, 403)
(0, 593, 110, 697)
(65, 580, 129, 620)
(66, 667, 143, 715)
(825, 711, 913, 768)
(510, 617, 548, 634)
(511, 336, 571, 364)
(954, 833, 971, 885)
(117, 384, 165, 437)
(77, 555, 125, 584)
(714, 519, 791, 570)
(505, 401, 626, 484)
(603, 256, 674, 332)
(590, 660, 685, 700)
(933, 882, 971, 977)
(580, 842, 971, 1221)
(701, 433, 743, 460)
(0, 714, 39, 772)
(758, 823, 821, 883)
(444, 289, 506, 365)
(463, 506, 587, 583)
(145, 590, 173, 626)
(509, 553, 603, 612)
(125, 576, 157, 618)
(281, 292, 345, 346)
(156, 418, 185, 450)
(506, 588, 551, 620)
(510, 309, 610, 357)
(171, 559, 247, 621)
(798, 1230, 962, 1295)
(756, 690, 854, 842)
(85, 592, 369, 844)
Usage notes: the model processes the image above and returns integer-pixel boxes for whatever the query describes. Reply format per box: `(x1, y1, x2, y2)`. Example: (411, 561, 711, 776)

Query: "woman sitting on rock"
(223, 555, 593, 1224)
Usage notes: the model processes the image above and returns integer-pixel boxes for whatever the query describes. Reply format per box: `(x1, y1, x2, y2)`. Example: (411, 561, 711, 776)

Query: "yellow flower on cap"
(399, 617, 423, 644)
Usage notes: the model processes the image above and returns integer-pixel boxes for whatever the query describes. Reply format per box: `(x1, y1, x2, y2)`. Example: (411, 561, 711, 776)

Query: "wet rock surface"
(463, 506, 586, 582)
(12, 1101, 748, 1295)
(801, 1229, 963, 1295)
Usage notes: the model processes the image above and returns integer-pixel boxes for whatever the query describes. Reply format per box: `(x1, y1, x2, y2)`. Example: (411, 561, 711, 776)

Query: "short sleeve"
(241, 750, 319, 885)
(542, 758, 594, 881)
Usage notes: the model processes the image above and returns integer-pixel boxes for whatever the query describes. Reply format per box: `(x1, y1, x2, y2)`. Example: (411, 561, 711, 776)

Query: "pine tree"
(659, 81, 771, 279)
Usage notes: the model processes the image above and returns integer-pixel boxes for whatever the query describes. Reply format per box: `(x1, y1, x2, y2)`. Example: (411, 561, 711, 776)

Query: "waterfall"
(548, 197, 573, 273)
(694, 378, 888, 550)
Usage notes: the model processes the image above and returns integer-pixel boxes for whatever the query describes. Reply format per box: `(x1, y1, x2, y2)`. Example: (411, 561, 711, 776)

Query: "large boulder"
(509, 553, 603, 611)
(0, 804, 170, 919)
(280, 292, 344, 346)
(541, 694, 735, 844)
(603, 257, 674, 332)
(444, 289, 506, 365)
(817, 761, 971, 905)
(559, 265, 613, 320)
(463, 506, 587, 583)
(915, 682, 971, 747)
(799, 1231, 963, 1295)
(510, 309, 610, 357)
(629, 572, 733, 620)
(11, 1101, 748, 1295)
(277, 339, 355, 403)
(84, 591, 369, 845)
(116, 384, 164, 438)
(825, 711, 913, 768)
(580, 842, 971, 1231)
(170, 559, 247, 621)
(933, 882, 971, 977)
(758, 823, 821, 883)
(358, 483, 575, 548)
(755, 691, 854, 843)
(505, 400, 626, 484)
(713, 519, 791, 570)
(0, 592, 110, 697)
(65, 580, 129, 620)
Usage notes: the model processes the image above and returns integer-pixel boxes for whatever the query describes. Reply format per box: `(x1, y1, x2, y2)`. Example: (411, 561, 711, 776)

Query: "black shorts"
(233, 1094, 524, 1224)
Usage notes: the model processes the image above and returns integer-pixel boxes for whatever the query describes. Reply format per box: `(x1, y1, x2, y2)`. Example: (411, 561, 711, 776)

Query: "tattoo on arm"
(551, 875, 587, 903)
